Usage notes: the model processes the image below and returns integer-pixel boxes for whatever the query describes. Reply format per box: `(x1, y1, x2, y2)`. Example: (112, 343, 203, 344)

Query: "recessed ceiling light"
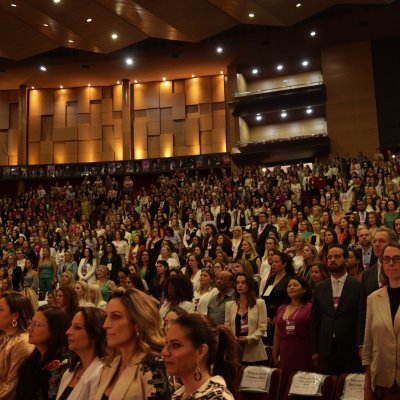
(11, 3, 17, 7)
(276, 64, 284, 71)
(281, 111, 287, 118)
(88, 83, 91, 87)
(134, 80, 138, 83)
(111, 33, 118, 40)
(59, 85, 63, 89)
(306, 108, 313, 114)
(86, 18, 92, 23)
(40, 66, 47, 71)
(117, 81, 120, 84)
(252, 68, 259, 74)
(296, 3, 302, 7)
(310, 31, 316, 37)
(162, 77, 166, 81)
(216, 47, 223, 54)
(43, 23, 49, 27)
(282, 79, 288, 83)
(256, 115, 262, 121)
(302, 60, 309, 67)
(68, 39, 74, 43)
(31, 86, 35, 90)
(220, 71, 224, 75)
(53, 0, 61, 3)
(248, 12, 255, 18)
(125, 58, 133, 65)
(192, 74, 195, 78)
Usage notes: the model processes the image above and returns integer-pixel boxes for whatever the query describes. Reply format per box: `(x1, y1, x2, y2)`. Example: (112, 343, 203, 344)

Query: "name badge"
(285, 319, 295, 335)
(107, 263, 112, 270)
(333, 296, 339, 308)
(221, 218, 224, 223)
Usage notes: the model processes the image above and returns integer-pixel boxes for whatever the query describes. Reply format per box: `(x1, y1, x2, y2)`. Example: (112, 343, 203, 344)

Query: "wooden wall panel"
(148, 136, 160, 158)
(89, 87, 102, 101)
(113, 85, 122, 111)
(322, 41, 379, 156)
(28, 142, 40, 165)
(185, 119, 199, 146)
(211, 75, 225, 103)
(66, 102, 77, 127)
(77, 87, 90, 114)
(90, 102, 102, 126)
(0, 92, 9, 130)
(173, 121, 185, 146)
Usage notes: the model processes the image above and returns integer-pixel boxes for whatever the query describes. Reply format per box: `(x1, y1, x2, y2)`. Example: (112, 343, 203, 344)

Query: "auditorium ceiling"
(0, 0, 399, 89)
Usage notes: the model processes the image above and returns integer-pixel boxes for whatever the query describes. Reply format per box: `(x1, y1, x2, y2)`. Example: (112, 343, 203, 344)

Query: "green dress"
(39, 262, 54, 292)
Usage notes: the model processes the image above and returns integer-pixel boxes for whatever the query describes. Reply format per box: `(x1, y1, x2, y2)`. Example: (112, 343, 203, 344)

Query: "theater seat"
(282, 372, 337, 400)
(237, 367, 282, 400)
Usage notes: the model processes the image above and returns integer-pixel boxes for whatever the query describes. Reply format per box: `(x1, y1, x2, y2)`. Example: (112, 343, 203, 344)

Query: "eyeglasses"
(382, 256, 400, 264)
(28, 321, 48, 329)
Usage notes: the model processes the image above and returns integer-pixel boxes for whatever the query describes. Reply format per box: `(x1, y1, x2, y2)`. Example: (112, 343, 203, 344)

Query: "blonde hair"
(22, 287, 39, 312)
(105, 287, 165, 363)
(89, 284, 104, 307)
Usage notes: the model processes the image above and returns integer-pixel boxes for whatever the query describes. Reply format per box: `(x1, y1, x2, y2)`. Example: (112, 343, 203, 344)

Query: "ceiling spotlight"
(40, 66, 47, 71)
(282, 79, 288, 83)
(310, 31, 316, 37)
(276, 64, 283, 71)
(31, 86, 35, 90)
(10, 3, 17, 7)
(248, 12, 255, 18)
(111, 33, 118, 40)
(86, 18, 92, 23)
(88, 83, 91, 87)
(256, 115, 262, 121)
(116, 81, 120, 84)
(306, 108, 313, 114)
(125, 58, 133, 66)
(134, 80, 138, 83)
(162, 77, 166, 81)
(192, 74, 195, 78)
(296, 3, 301, 7)
(302, 60, 309, 67)
(220, 71, 224, 75)
(68, 39, 74, 43)
(216, 47, 223, 53)
(43, 23, 49, 27)
(281, 111, 287, 118)
(53, 0, 61, 3)
(59, 85, 63, 89)
(252, 68, 259, 75)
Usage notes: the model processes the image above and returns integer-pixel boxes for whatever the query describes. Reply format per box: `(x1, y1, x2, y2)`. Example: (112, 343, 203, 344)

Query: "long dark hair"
(234, 272, 257, 308)
(2, 291, 34, 332)
(68, 307, 107, 371)
(37, 305, 69, 363)
(172, 313, 240, 397)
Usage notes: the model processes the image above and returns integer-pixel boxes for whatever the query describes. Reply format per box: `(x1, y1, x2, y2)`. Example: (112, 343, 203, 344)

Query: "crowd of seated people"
(0, 148, 400, 399)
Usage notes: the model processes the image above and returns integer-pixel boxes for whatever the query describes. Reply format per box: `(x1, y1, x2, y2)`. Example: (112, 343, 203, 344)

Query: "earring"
(12, 319, 17, 328)
(194, 366, 202, 381)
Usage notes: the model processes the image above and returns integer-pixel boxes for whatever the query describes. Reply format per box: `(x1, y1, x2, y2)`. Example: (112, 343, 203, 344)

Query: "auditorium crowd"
(1, 148, 400, 400)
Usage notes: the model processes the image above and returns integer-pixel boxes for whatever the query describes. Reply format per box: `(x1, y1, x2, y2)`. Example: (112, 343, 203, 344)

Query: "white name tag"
(341, 373, 365, 400)
(240, 366, 275, 393)
(264, 285, 274, 297)
(289, 372, 326, 396)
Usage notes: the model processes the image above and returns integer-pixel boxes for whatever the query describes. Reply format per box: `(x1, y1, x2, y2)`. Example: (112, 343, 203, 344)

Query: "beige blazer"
(94, 352, 170, 400)
(362, 286, 400, 389)
(225, 298, 268, 362)
(56, 357, 103, 400)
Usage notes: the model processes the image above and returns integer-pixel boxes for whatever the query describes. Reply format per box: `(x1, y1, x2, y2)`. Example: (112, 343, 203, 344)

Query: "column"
(122, 79, 132, 160)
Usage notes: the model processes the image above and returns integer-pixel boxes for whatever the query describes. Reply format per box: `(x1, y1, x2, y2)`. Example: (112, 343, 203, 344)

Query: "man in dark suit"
(355, 199, 369, 225)
(252, 211, 276, 257)
(357, 226, 398, 346)
(357, 227, 377, 269)
(311, 244, 362, 375)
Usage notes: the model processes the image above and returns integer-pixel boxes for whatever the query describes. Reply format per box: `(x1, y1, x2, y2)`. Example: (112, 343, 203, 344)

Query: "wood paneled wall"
(28, 85, 123, 165)
(322, 41, 379, 157)
(133, 75, 226, 159)
(0, 90, 20, 165)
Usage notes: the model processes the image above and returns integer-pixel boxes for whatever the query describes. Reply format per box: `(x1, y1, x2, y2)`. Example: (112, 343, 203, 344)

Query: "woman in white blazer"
(77, 248, 97, 285)
(57, 307, 107, 400)
(225, 272, 268, 363)
(363, 243, 400, 400)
